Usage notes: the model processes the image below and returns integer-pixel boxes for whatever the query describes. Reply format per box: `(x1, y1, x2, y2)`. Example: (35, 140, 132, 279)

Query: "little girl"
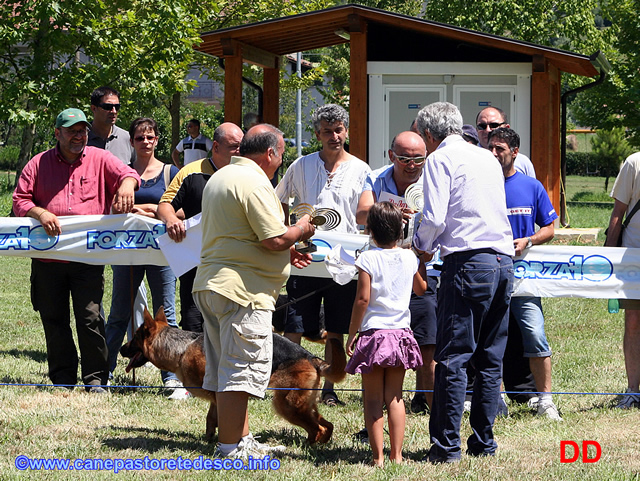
(346, 201, 427, 467)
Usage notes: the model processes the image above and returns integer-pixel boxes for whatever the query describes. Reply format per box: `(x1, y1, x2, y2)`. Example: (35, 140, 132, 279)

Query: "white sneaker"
(537, 400, 563, 421)
(615, 389, 640, 409)
(527, 396, 540, 410)
(164, 380, 190, 400)
(216, 434, 285, 460)
(463, 400, 471, 413)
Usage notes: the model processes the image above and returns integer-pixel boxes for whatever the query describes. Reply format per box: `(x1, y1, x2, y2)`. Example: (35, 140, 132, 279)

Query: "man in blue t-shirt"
(488, 127, 562, 421)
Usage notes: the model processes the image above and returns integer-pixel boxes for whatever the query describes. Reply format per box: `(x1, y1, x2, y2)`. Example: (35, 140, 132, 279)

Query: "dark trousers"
(179, 267, 204, 333)
(30, 260, 108, 387)
(429, 250, 513, 461)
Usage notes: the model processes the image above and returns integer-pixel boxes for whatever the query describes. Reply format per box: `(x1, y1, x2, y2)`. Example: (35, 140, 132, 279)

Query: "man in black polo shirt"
(157, 122, 243, 332)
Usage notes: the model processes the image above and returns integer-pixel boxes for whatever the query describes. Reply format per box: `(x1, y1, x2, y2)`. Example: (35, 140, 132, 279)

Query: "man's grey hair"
(415, 102, 463, 142)
(312, 104, 349, 132)
(239, 124, 284, 157)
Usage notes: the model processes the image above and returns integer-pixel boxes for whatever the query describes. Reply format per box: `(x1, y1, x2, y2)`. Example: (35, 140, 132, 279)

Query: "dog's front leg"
(205, 399, 218, 442)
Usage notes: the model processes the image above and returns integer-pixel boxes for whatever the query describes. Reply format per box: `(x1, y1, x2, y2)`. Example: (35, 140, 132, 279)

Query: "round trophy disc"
(404, 183, 424, 211)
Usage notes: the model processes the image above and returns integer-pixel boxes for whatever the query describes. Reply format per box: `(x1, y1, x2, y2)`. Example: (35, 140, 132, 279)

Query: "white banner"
(0, 215, 638, 299)
(0, 214, 168, 266)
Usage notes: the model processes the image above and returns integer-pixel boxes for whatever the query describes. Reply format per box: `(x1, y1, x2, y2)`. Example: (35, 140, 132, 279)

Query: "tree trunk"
(14, 122, 36, 188)
(169, 91, 181, 151)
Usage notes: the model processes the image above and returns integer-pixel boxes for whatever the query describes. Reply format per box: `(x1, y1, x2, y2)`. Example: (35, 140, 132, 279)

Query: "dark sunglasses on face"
(134, 135, 157, 142)
(476, 121, 505, 130)
(98, 103, 121, 112)
(394, 154, 426, 166)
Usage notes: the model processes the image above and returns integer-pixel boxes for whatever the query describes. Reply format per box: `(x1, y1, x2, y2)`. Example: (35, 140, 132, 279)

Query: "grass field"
(1, 175, 639, 479)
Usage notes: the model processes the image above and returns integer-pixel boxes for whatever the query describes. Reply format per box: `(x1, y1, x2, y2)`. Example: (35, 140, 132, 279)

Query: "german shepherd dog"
(120, 307, 346, 445)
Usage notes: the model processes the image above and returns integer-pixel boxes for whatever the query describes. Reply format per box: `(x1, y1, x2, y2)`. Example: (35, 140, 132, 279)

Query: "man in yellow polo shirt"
(193, 124, 315, 459)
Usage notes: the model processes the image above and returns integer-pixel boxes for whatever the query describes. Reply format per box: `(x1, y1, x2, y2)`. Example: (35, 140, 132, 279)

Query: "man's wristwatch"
(526, 237, 533, 249)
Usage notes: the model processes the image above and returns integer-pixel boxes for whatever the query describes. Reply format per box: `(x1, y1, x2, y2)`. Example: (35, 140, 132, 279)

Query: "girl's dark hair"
(129, 117, 158, 139)
(367, 201, 403, 246)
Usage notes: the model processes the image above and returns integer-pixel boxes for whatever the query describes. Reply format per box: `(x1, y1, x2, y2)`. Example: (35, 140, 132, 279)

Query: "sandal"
(321, 391, 345, 407)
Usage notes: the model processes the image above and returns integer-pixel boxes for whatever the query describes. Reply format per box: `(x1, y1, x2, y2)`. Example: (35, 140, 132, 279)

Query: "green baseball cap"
(55, 108, 90, 128)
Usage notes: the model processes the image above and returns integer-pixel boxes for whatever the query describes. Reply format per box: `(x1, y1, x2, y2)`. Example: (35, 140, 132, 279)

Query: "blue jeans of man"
(429, 249, 513, 461)
(106, 264, 178, 383)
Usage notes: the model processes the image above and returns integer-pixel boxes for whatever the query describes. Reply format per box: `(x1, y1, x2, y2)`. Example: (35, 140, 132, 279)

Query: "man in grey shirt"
(87, 86, 147, 347)
(87, 86, 135, 164)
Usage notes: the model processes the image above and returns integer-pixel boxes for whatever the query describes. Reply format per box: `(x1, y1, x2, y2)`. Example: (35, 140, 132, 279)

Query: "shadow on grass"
(103, 425, 216, 454)
(0, 348, 47, 363)
(103, 424, 377, 464)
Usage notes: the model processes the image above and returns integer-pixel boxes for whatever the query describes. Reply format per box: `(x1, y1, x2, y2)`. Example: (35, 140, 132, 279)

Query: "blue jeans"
(106, 265, 178, 383)
(429, 249, 513, 461)
(509, 296, 551, 357)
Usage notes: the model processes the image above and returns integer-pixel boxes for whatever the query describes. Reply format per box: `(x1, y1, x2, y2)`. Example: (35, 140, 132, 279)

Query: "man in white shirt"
(413, 102, 514, 463)
(172, 119, 214, 168)
(275, 104, 371, 406)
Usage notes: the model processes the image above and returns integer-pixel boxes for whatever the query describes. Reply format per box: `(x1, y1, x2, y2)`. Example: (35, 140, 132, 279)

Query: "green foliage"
(566, 151, 600, 176)
(0, 146, 19, 171)
(570, 2, 640, 146)
(590, 127, 633, 189)
(422, 0, 610, 53)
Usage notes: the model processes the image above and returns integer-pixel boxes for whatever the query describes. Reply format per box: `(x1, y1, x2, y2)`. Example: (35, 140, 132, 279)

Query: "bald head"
(475, 107, 508, 148)
(389, 131, 427, 190)
(212, 122, 243, 166)
(240, 124, 285, 178)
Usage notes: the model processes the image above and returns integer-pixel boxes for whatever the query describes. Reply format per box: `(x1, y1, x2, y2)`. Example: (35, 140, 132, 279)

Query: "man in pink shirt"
(13, 108, 140, 393)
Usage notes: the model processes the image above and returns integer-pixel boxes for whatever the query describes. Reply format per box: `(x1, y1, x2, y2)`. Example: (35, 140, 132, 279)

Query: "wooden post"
(531, 56, 561, 212)
(349, 18, 367, 163)
(263, 62, 280, 128)
(223, 46, 243, 127)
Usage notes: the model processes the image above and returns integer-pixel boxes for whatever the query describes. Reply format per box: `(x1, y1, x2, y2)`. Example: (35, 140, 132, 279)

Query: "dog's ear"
(143, 307, 153, 325)
(155, 306, 167, 322)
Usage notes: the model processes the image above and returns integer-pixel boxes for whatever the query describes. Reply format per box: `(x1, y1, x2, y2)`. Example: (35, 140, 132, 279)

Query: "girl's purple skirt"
(346, 328, 423, 375)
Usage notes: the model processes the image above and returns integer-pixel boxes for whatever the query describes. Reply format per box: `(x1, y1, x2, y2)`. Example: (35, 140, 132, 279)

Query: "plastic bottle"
(608, 298, 620, 314)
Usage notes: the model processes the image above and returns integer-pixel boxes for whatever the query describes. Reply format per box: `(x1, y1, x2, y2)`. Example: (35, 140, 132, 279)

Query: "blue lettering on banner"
(0, 225, 58, 251)
(513, 255, 613, 282)
(86, 224, 166, 251)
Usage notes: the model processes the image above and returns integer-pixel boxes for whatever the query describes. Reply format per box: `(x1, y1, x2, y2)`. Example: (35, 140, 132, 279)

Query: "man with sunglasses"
(88, 86, 148, 352)
(13, 108, 140, 394)
(356, 130, 437, 416)
(476, 107, 535, 178)
(88, 86, 134, 165)
(475, 106, 540, 411)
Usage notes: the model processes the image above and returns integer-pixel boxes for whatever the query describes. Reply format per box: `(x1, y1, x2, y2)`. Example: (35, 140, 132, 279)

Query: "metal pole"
(296, 52, 302, 158)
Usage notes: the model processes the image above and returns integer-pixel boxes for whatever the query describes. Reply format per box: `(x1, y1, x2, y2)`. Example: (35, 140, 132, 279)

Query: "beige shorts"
(193, 291, 273, 398)
(620, 298, 640, 310)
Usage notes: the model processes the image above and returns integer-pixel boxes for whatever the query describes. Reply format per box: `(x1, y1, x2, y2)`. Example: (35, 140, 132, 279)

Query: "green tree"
(591, 126, 633, 191)
(0, 1, 208, 178)
(571, 1, 640, 147)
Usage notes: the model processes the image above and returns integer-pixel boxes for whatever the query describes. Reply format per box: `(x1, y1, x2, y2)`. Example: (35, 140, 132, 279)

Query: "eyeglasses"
(394, 154, 426, 166)
(98, 103, 121, 112)
(134, 135, 157, 142)
(476, 122, 505, 130)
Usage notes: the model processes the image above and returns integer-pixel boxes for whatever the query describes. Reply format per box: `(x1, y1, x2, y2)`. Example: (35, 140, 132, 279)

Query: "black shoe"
(353, 427, 368, 443)
(424, 447, 460, 464)
(411, 393, 430, 414)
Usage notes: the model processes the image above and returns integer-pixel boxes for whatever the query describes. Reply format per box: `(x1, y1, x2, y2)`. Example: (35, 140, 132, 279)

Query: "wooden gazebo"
(196, 4, 603, 210)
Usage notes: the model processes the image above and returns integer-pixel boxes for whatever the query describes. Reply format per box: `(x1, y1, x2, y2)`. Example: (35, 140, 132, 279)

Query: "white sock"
(539, 393, 552, 404)
(217, 442, 238, 455)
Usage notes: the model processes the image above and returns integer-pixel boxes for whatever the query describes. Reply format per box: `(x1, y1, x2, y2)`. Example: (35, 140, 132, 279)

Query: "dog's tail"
(316, 338, 347, 384)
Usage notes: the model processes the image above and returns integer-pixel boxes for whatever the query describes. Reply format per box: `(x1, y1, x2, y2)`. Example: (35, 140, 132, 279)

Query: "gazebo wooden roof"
(196, 4, 603, 210)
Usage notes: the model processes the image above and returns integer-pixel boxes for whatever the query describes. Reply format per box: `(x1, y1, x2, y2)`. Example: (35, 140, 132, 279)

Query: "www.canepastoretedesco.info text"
(15, 454, 281, 472)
